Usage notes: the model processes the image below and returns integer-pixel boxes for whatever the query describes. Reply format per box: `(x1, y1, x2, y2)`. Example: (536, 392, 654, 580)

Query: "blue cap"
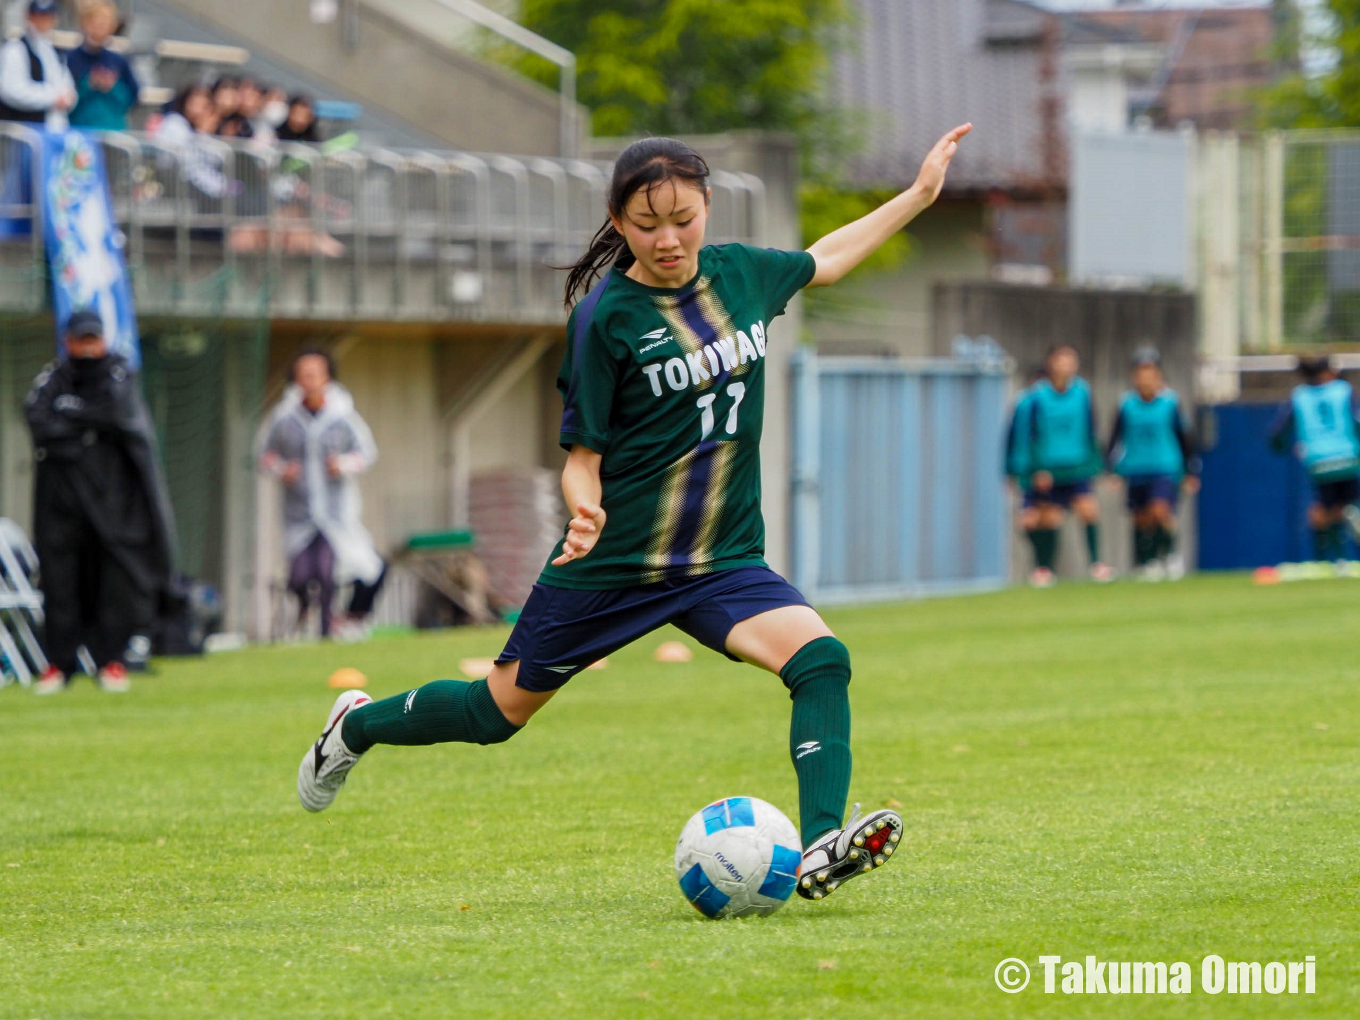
(28, 0, 59, 14)
(65, 308, 104, 337)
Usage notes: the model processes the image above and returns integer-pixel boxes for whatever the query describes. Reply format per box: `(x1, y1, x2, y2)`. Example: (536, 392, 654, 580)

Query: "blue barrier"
(790, 349, 1010, 603)
(1196, 402, 1350, 567)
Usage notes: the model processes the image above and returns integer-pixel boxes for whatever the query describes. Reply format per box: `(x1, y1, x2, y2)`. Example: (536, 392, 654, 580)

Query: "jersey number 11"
(696, 382, 746, 440)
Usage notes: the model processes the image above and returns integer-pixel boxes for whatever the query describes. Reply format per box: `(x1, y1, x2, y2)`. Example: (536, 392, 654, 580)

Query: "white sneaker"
(1137, 561, 1166, 583)
(1028, 567, 1056, 588)
(797, 804, 902, 901)
(1164, 553, 1186, 581)
(1089, 562, 1116, 584)
(33, 665, 66, 695)
(298, 689, 373, 813)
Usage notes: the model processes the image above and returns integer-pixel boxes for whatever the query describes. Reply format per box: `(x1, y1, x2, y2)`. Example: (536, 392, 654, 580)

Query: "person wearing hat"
(1270, 355, 1360, 565)
(23, 310, 177, 694)
(0, 0, 77, 129)
(1105, 346, 1200, 581)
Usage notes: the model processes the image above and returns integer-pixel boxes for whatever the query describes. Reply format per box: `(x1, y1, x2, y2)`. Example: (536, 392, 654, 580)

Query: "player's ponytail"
(563, 137, 710, 307)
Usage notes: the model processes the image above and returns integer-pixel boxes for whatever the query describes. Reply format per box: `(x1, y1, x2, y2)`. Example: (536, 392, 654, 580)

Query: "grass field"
(3, 573, 1358, 1019)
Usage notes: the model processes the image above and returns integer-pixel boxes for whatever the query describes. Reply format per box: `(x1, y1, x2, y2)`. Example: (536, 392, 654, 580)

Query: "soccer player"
(298, 124, 974, 902)
(1005, 364, 1046, 571)
(1009, 345, 1112, 586)
(1105, 347, 1200, 581)
(1270, 355, 1360, 565)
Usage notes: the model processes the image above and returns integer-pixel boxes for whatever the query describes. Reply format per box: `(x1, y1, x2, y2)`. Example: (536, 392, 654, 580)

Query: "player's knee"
(779, 636, 851, 696)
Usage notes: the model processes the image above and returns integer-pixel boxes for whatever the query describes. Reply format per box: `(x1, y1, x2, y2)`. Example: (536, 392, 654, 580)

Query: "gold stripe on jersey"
(687, 440, 736, 572)
(694, 285, 750, 378)
(641, 446, 697, 584)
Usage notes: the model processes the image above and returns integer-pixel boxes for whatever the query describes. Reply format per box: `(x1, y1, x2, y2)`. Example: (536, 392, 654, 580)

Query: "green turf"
(3, 574, 1358, 1018)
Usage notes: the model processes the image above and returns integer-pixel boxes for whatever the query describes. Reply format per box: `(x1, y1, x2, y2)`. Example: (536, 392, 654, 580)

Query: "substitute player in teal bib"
(1008, 345, 1113, 586)
(1105, 347, 1200, 581)
(1271, 355, 1360, 563)
(297, 125, 975, 904)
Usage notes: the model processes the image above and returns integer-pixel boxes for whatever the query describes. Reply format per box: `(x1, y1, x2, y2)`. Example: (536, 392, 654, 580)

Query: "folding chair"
(0, 518, 49, 686)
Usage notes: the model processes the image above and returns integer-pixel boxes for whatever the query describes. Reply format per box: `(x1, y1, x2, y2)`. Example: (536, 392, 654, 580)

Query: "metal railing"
(0, 123, 767, 324)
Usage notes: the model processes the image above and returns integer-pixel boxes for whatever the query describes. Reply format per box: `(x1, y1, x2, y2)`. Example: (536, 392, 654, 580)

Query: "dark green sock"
(1033, 528, 1058, 570)
(1328, 522, 1347, 560)
(1027, 529, 1044, 568)
(1312, 527, 1330, 562)
(1085, 522, 1100, 564)
(341, 678, 520, 755)
(782, 636, 852, 846)
(1157, 523, 1177, 559)
(1133, 527, 1154, 566)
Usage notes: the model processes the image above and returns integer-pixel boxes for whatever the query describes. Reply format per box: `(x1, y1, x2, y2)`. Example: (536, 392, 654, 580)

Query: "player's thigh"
(486, 660, 556, 726)
(1037, 504, 1065, 528)
(724, 605, 835, 676)
(1072, 493, 1100, 522)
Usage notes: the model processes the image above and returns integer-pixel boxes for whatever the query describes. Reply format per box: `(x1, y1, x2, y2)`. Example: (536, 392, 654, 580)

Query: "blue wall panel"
(791, 351, 1010, 602)
(1197, 403, 1342, 568)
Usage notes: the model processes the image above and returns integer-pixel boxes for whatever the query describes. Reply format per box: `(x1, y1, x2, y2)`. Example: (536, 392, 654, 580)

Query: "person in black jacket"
(24, 310, 176, 694)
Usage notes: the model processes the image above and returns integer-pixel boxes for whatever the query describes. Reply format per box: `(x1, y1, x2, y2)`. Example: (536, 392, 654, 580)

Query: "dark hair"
(211, 76, 241, 95)
(290, 346, 336, 383)
(1298, 354, 1331, 382)
(1046, 344, 1078, 361)
(170, 83, 209, 117)
(562, 137, 710, 307)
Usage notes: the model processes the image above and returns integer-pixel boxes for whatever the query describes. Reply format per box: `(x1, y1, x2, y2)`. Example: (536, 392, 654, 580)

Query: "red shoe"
(98, 662, 130, 693)
(34, 665, 66, 695)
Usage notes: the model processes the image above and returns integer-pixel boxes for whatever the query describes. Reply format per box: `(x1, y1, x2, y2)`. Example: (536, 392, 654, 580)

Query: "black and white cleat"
(797, 804, 902, 901)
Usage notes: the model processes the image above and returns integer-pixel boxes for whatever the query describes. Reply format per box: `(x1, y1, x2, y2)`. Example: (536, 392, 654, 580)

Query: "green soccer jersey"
(538, 242, 817, 590)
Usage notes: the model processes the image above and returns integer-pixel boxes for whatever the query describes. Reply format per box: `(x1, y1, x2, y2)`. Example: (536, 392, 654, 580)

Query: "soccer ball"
(674, 796, 802, 918)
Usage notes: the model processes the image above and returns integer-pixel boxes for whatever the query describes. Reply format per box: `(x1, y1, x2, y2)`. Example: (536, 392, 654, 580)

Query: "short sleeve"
(730, 244, 817, 320)
(557, 306, 622, 454)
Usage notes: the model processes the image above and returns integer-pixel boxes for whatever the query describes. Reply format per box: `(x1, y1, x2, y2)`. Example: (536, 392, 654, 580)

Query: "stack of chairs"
(0, 518, 48, 687)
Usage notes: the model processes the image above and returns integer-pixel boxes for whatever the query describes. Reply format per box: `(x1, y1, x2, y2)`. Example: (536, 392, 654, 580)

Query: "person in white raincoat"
(258, 348, 386, 638)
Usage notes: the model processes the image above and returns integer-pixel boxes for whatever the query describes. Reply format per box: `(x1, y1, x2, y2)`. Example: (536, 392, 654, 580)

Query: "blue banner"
(40, 130, 139, 367)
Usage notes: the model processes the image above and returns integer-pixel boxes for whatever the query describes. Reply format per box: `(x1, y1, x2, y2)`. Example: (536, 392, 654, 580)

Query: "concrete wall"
(932, 281, 1200, 578)
(250, 326, 562, 637)
(154, 0, 572, 155)
(809, 199, 989, 357)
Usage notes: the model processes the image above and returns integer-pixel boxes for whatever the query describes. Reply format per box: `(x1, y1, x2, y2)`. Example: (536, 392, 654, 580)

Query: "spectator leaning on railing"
(0, 0, 76, 129)
(67, 1, 140, 131)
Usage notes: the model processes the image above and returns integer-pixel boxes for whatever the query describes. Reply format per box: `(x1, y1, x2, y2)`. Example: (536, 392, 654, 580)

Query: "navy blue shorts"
(496, 566, 812, 692)
(1126, 475, 1179, 512)
(1314, 477, 1360, 510)
(1023, 479, 1092, 510)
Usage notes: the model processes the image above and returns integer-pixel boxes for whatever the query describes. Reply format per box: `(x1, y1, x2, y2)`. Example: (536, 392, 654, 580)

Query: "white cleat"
(1028, 567, 1056, 589)
(1089, 562, 1117, 584)
(797, 804, 903, 902)
(298, 689, 373, 813)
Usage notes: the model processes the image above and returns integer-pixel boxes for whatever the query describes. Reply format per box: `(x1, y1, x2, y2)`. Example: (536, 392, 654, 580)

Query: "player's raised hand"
(552, 502, 607, 566)
(914, 123, 972, 205)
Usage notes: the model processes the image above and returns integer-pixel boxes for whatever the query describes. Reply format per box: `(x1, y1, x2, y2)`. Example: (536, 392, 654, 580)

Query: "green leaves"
(1258, 0, 1360, 129)
(514, 0, 847, 141)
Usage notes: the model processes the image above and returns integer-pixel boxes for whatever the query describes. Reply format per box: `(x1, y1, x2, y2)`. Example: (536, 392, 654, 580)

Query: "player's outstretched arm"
(552, 445, 606, 566)
(805, 123, 972, 288)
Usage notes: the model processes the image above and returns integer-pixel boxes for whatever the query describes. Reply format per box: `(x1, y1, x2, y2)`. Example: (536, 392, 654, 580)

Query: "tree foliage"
(503, 0, 911, 276)
(1259, 0, 1360, 128)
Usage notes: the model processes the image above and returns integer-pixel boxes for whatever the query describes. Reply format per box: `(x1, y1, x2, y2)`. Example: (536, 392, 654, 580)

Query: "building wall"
(809, 200, 989, 356)
(932, 281, 1200, 578)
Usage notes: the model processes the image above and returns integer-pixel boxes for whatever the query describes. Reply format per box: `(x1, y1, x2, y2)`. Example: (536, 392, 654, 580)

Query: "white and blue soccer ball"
(674, 796, 802, 918)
